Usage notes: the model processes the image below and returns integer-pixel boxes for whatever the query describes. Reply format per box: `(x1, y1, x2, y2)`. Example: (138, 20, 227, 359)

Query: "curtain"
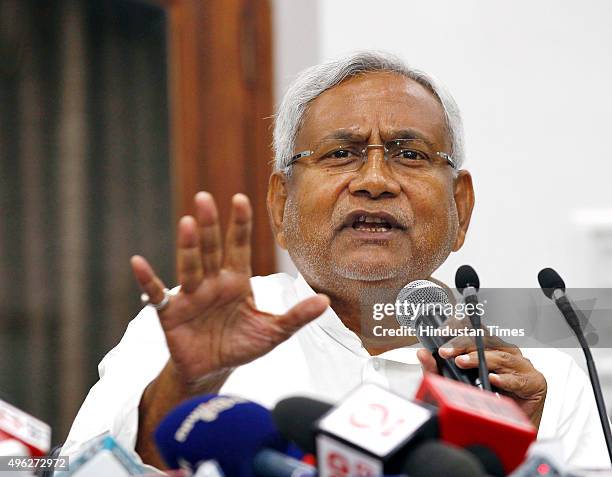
(0, 0, 173, 441)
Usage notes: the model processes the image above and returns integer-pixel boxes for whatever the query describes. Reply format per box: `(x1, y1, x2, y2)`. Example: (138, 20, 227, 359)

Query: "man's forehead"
(332, 72, 436, 103)
(297, 72, 448, 146)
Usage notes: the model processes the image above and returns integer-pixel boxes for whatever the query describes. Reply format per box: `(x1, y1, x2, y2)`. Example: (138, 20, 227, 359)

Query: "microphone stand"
(553, 290, 612, 465)
(463, 286, 492, 392)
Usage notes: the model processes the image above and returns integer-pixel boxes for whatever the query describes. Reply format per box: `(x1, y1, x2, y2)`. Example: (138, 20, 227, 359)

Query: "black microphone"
(396, 280, 479, 386)
(401, 440, 486, 477)
(538, 267, 612, 465)
(272, 396, 333, 454)
(455, 265, 491, 391)
(466, 444, 505, 477)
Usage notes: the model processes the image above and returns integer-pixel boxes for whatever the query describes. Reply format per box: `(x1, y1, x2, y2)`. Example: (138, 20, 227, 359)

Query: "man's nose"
(347, 150, 401, 199)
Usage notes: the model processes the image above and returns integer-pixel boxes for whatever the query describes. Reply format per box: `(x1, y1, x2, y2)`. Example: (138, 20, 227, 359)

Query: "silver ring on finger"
(141, 288, 171, 311)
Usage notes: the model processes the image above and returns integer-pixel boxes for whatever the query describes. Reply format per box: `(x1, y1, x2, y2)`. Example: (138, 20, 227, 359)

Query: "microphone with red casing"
(0, 398, 51, 457)
(415, 372, 536, 475)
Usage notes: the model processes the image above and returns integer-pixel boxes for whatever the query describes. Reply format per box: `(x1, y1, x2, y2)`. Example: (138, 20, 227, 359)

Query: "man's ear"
(267, 171, 289, 249)
(452, 170, 475, 251)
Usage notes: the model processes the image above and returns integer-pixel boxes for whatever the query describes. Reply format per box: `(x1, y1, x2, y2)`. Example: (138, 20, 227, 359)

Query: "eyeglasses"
(287, 138, 457, 175)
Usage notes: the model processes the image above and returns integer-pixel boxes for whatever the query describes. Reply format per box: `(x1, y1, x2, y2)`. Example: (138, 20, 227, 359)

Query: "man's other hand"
(416, 337, 547, 429)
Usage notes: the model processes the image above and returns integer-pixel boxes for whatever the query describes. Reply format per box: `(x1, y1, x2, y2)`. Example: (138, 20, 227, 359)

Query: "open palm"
(131, 192, 328, 386)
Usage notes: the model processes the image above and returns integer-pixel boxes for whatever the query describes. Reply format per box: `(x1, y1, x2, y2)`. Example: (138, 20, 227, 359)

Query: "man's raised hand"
(130, 192, 329, 390)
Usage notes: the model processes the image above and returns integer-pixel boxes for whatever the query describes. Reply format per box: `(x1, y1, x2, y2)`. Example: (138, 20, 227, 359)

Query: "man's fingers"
(416, 349, 438, 375)
(438, 336, 474, 358)
(223, 194, 252, 274)
(177, 216, 204, 293)
(439, 335, 519, 359)
(277, 294, 330, 334)
(488, 372, 532, 398)
(451, 349, 545, 402)
(454, 349, 526, 374)
(194, 192, 222, 277)
(130, 255, 167, 305)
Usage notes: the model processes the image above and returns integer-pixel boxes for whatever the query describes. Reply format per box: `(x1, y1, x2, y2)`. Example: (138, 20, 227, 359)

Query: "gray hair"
(273, 51, 465, 172)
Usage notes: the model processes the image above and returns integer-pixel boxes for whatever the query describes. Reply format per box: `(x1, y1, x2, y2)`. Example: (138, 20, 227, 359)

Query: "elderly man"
(63, 51, 608, 470)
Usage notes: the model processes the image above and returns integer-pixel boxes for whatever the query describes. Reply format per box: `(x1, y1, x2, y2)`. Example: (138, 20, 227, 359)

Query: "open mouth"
(341, 210, 405, 234)
(352, 215, 394, 232)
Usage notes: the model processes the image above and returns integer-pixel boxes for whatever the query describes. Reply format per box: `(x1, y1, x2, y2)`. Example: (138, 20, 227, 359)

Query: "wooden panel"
(240, 0, 275, 276)
(153, 0, 275, 276)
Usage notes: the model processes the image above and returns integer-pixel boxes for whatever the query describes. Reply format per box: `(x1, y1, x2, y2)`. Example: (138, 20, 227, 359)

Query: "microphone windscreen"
(272, 397, 332, 454)
(465, 444, 505, 477)
(455, 265, 480, 292)
(537, 268, 566, 298)
(401, 441, 486, 477)
(154, 394, 287, 476)
(395, 280, 449, 327)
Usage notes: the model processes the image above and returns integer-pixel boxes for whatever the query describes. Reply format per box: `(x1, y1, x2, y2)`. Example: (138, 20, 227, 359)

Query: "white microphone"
(57, 434, 147, 477)
(0, 398, 50, 457)
(315, 383, 437, 477)
(0, 439, 30, 457)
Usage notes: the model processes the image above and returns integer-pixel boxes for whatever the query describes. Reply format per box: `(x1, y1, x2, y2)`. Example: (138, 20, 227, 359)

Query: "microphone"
(191, 461, 226, 477)
(0, 438, 30, 457)
(396, 280, 479, 386)
(538, 267, 612, 465)
(508, 455, 563, 477)
(466, 444, 506, 477)
(252, 449, 315, 477)
(401, 440, 486, 477)
(416, 372, 537, 474)
(272, 396, 333, 454)
(154, 394, 292, 477)
(60, 434, 148, 476)
(0, 398, 51, 457)
(310, 384, 438, 476)
(507, 439, 566, 477)
(455, 265, 491, 391)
